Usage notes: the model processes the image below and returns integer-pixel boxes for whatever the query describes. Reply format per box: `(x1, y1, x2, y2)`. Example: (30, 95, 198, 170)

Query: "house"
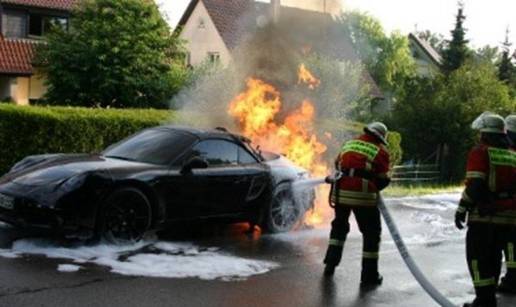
(176, 0, 383, 99)
(0, 0, 76, 105)
(408, 32, 443, 76)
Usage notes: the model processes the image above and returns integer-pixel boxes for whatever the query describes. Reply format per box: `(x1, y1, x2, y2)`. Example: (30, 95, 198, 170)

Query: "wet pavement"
(1, 194, 516, 307)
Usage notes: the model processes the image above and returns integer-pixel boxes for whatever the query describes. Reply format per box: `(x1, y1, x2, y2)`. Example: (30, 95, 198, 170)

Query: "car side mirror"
(181, 156, 209, 174)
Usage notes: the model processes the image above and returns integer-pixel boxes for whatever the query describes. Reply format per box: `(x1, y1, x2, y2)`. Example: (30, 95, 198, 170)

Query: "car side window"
(191, 140, 238, 166)
(238, 147, 258, 164)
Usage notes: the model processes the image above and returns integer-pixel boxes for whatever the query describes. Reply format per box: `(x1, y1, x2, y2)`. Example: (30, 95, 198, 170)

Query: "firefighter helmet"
(471, 112, 505, 134)
(364, 122, 388, 145)
(506, 115, 516, 133)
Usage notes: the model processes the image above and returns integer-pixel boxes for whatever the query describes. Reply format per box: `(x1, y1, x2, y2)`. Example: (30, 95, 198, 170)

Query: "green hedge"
(0, 104, 174, 174)
(0, 104, 403, 175)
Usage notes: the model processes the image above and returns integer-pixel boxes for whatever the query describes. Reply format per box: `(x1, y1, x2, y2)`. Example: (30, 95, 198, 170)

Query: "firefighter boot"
(463, 298, 497, 307)
(464, 287, 497, 307)
(498, 275, 516, 294)
(323, 241, 345, 277)
(360, 258, 383, 288)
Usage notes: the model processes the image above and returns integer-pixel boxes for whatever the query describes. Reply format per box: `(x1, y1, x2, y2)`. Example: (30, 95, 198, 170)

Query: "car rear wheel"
(97, 188, 152, 244)
(262, 183, 302, 233)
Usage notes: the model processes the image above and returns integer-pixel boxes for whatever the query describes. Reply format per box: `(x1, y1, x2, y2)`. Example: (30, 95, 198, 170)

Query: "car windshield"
(103, 129, 196, 165)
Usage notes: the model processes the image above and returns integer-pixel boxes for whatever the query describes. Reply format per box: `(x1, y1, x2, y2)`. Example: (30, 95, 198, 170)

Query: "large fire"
(228, 64, 330, 226)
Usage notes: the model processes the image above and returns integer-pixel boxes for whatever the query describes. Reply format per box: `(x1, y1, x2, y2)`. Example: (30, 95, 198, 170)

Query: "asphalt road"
(1, 194, 516, 307)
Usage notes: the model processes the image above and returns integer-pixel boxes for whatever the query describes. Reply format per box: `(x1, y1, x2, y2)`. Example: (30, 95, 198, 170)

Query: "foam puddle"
(0, 240, 279, 281)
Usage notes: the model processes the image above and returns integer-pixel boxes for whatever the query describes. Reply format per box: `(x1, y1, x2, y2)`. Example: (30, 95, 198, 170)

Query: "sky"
(159, 0, 516, 49)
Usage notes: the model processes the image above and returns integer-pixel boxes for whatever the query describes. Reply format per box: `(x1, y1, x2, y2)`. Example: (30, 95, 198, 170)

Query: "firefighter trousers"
(466, 223, 505, 307)
(502, 226, 516, 284)
(324, 205, 381, 279)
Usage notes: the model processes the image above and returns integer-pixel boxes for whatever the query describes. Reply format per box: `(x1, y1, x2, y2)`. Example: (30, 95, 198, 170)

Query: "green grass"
(383, 184, 462, 198)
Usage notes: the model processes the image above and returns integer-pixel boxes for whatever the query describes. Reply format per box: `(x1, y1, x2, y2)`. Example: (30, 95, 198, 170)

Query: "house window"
(2, 10, 27, 38)
(208, 52, 220, 64)
(28, 14, 68, 37)
(198, 18, 206, 29)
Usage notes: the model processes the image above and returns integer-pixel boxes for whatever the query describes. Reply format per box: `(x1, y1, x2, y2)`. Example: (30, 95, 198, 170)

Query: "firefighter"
(498, 115, 516, 294)
(455, 113, 516, 307)
(323, 122, 391, 288)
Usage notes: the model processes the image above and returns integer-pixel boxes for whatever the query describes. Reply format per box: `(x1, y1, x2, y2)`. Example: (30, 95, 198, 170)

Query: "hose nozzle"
(325, 171, 343, 184)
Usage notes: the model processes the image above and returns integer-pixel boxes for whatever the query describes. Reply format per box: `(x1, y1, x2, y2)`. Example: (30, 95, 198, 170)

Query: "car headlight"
(59, 173, 88, 191)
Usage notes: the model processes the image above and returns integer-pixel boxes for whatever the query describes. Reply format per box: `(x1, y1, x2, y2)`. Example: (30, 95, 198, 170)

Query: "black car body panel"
(0, 126, 312, 238)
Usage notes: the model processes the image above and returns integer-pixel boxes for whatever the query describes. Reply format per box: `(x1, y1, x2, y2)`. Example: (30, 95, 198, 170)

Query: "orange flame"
(229, 67, 331, 227)
(298, 64, 321, 90)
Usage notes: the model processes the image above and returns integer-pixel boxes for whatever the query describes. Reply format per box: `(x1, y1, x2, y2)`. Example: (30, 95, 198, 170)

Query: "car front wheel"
(262, 183, 302, 233)
(97, 187, 152, 244)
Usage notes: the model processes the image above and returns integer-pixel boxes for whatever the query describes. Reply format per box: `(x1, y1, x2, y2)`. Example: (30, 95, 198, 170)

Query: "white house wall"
(179, 1, 231, 67)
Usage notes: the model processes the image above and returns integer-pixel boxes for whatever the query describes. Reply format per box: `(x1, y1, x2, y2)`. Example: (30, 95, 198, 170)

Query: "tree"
(442, 2, 471, 73)
(474, 45, 500, 64)
(390, 61, 514, 180)
(498, 28, 516, 84)
(36, 0, 187, 109)
(338, 11, 415, 94)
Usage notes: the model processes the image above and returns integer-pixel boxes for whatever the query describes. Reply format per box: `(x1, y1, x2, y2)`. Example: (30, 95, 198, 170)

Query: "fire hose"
(324, 173, 455, 307)
(378, 195, 456, 307)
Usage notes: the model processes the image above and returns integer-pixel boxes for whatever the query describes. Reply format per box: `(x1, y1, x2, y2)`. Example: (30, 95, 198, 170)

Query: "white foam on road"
(0, 240, 278, 281)
(58, 264, 82, 272)
(388, 193, 461, 211)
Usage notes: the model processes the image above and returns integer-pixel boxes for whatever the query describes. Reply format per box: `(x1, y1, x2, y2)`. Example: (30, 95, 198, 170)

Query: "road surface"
(0, 193, 515, 307)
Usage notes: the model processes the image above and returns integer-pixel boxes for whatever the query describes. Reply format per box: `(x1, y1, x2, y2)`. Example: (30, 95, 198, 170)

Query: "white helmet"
(506, 115, 516, 133)
(365, 122, 388, 145)
(471, 112, 505, 134)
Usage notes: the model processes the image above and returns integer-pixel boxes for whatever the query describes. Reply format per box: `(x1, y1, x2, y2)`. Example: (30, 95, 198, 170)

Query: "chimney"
(270, 0, 280, 24)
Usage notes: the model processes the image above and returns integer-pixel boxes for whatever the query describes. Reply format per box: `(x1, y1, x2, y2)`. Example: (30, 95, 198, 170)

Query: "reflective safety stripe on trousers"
(331, 189, 378, 206)
(487, 148, 516, 192)
(468, 210, 516, 226)
(471, 259, 496, 287)
(507, 243, 516, 268)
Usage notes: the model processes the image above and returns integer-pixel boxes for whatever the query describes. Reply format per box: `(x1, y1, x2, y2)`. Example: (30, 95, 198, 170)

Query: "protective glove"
(455, 211, 466, 230)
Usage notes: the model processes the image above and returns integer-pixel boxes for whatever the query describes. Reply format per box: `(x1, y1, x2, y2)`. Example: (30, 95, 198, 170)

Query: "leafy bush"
(389, 61, 515, 180)
(0, 104, 173, 174)
(36, 0, 187, 109)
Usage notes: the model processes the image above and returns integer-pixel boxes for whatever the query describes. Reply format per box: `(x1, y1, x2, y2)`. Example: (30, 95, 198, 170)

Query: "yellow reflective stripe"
(342, 140, 380, 161)
(471, 259, 496, 287)
(329, 239, 345, 247)
(468, 212, 516, 225)
(507, 262, 516, 269)
(338, 190, 378, 200)
(332, 197, 377, 206)
(363, 252, 379, 259)
(488, 147, 516, 167)
(489, 166, 496, 192)
(509, 243, 514, 262)
(473, 278, 496, 287)
(466, 171, 487, 179)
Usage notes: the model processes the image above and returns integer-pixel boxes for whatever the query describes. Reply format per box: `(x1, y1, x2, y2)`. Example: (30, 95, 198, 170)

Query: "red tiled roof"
(0, 37, 37, 75)
(1, 0, 77, 11)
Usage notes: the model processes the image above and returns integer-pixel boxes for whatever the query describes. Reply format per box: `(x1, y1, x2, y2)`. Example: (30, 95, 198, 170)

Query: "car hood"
(0, 154, 152, 188)
(263, 152, 308, 183)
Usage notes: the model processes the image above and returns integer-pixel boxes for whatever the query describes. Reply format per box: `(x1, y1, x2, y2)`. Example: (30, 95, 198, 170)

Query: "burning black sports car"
(0, 126, 314, 243)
